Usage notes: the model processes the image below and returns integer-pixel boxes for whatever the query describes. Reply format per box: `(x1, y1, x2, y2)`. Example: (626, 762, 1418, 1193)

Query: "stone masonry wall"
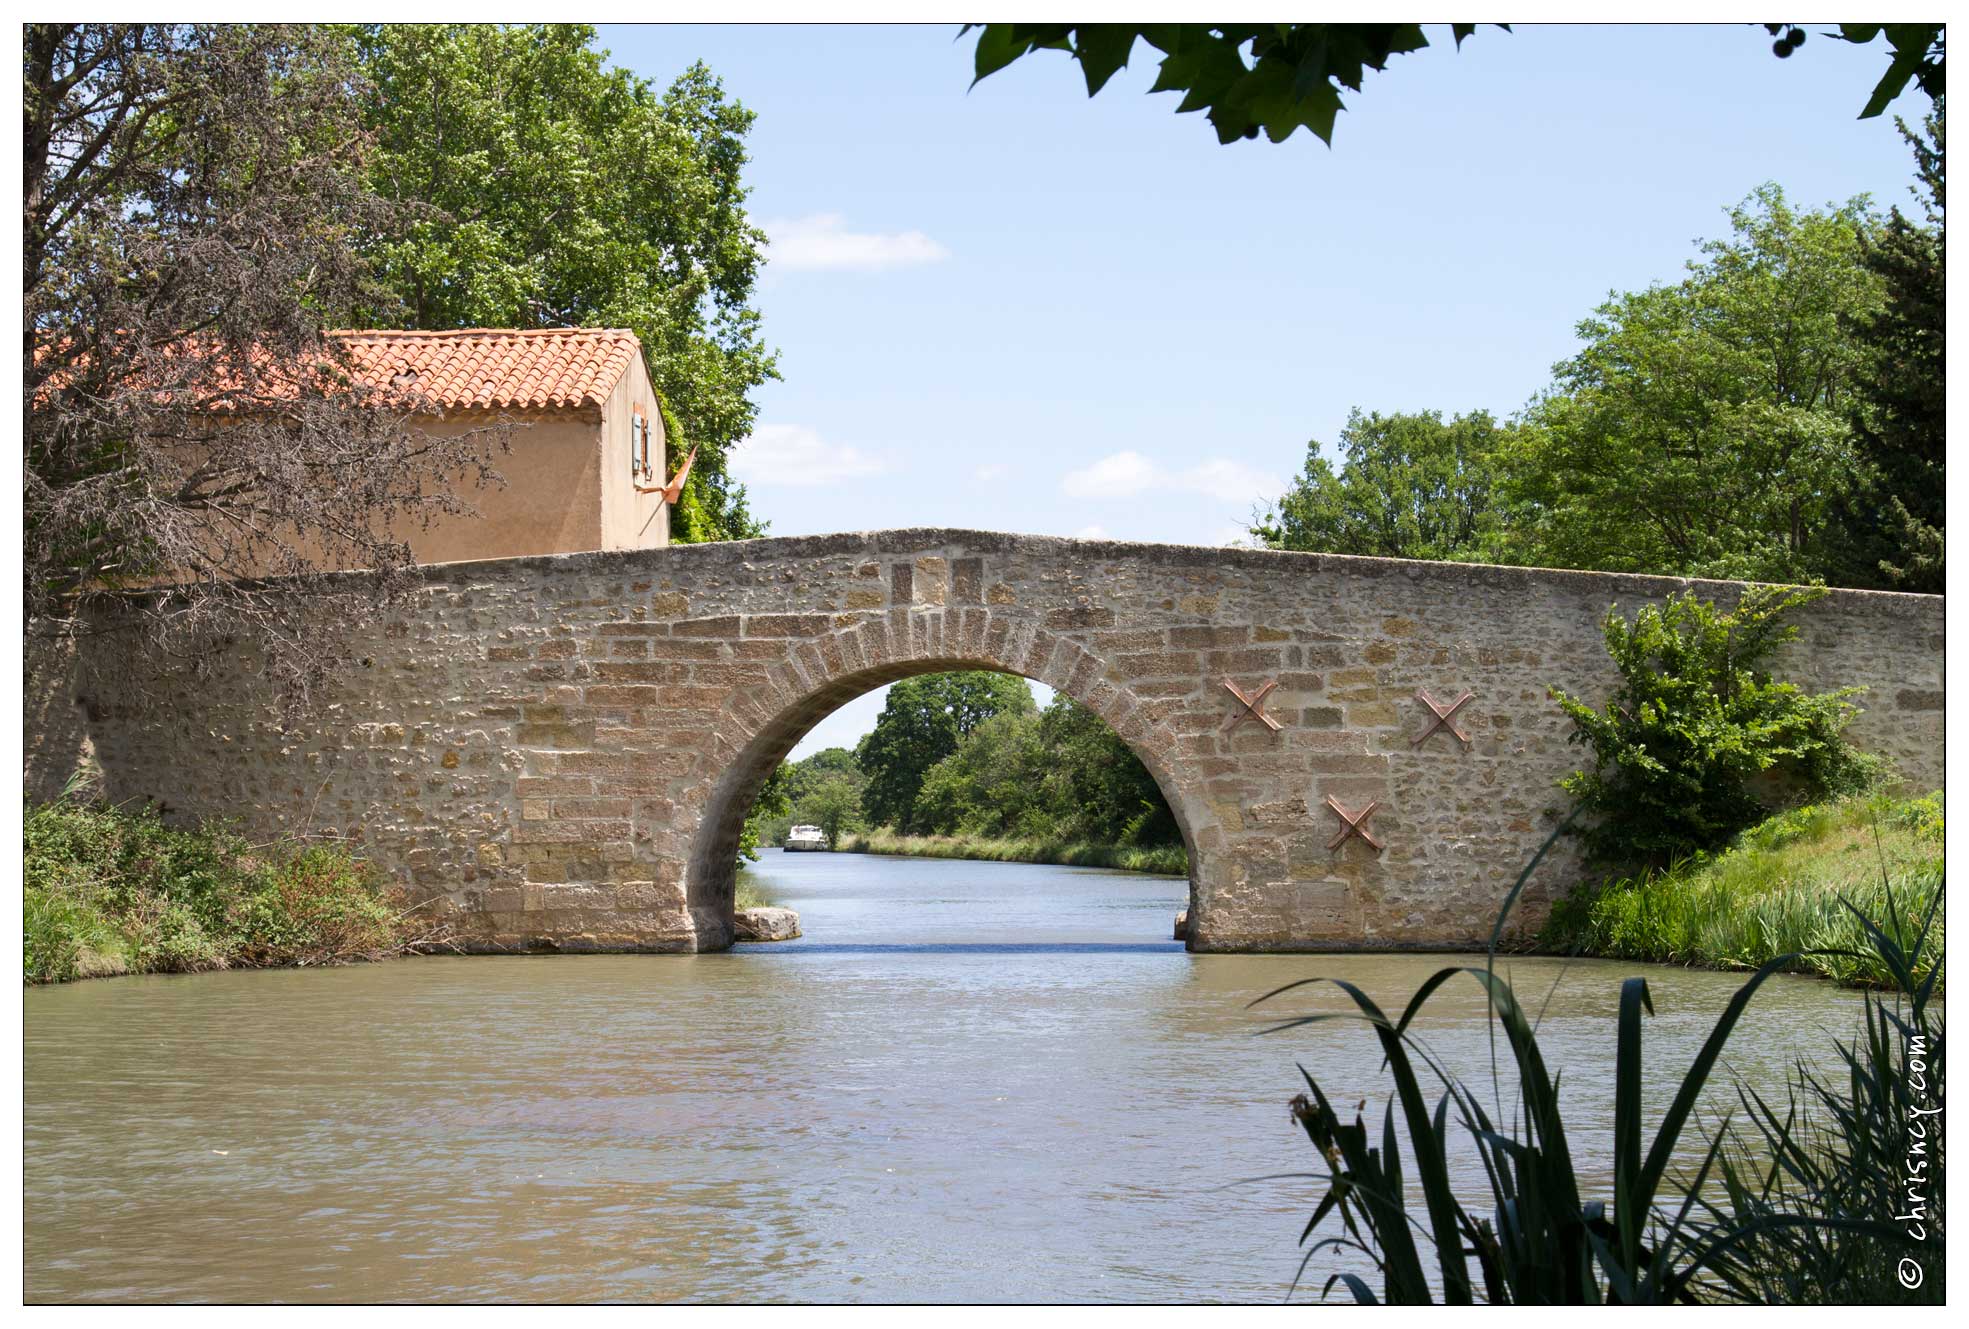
(23, 530, 1944, 953)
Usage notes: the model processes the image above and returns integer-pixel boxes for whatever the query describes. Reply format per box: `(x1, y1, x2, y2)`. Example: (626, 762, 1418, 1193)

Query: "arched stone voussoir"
(674, 606, 1217, 953)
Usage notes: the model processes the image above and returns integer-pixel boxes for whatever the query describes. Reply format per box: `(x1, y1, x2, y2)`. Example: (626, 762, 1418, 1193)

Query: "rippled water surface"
(26, 852, 1875, 1303)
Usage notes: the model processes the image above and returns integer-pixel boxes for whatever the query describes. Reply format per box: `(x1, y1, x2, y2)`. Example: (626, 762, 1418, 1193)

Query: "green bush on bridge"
(1551, 585, 1885, 871)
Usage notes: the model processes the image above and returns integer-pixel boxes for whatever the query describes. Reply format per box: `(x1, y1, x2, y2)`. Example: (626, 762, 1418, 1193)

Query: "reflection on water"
(26, 851, 1874, 1303)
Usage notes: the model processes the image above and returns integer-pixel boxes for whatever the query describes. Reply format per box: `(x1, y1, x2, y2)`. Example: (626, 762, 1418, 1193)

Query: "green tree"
(914, 709, 1048, 836)
(1499, 186, 1883, 583)
(350, 23, 776, 541)
(785, 746, 860, 798)
(1252, 410, 1507, 562)
(1037, 697, 1178, 844)
(803, 772, 865, 849)
(904, 694, 1179, 845)
(1833, 97, 1945, 591)
(962, 24, 1941, 148)
(737, 762, 791, 864)
(1551, 586, 1882, 870)
(856, 672, 1035, 833)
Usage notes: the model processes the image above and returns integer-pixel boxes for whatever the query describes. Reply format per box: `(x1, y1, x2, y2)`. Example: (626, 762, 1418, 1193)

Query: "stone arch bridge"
(24, 530, 1943, 952)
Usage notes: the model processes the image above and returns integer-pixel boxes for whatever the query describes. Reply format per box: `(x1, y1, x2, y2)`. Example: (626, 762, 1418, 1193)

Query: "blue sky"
(598, 22, 1928, 758)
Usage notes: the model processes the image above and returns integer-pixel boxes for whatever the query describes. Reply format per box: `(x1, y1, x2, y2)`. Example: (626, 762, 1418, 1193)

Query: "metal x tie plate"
(1222, 677, 1282, 732)
(1412, 687, 1475, 747)
(1323, 795, 1384, 852)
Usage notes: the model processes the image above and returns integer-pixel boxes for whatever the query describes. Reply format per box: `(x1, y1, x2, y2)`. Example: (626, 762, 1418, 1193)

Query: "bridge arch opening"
(685, 654, 1206, 950)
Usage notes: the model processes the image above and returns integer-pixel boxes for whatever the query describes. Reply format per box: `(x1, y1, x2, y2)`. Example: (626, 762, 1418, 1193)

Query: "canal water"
(25, 852, 1874, 1303)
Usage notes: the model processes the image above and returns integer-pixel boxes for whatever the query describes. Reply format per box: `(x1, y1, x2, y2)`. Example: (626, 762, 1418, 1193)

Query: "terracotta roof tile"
(326, 327, 641, 413)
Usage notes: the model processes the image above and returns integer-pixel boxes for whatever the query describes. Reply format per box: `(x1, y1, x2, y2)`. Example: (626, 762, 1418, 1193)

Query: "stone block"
(733, 906, 802, 942)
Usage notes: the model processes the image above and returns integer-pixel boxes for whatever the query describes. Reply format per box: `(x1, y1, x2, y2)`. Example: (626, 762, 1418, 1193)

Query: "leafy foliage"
(350, 23, 776, 541)
(1033, 697, 1180, 846)
(1258, 838, 1937, 1302)
(1253, 410, 1508, 562)
(855, 672, 1036, 833)
(966, 23, 1498, 146)
(743, 746, 865, 850)
(1550, 587, 1883, 870)
(963, 23, 1941, 147)
(802, 773, 868, 850)
(1830, 24, 1947, 119)
(888, 689, 1179, 846)
(737, 761, 792, 864)
(1500, 186, 1883, 583)
(24, 788, 437, 983)
(1832, 98, 1945, 591)
(1252, 146, 1946, 589)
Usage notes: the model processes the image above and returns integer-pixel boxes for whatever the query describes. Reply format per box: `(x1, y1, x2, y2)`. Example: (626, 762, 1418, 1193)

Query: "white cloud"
(1186, 457, 1284, 504)
(974, 462, 1009, 482)
(1073, 524, 1111, 540)
(1061, 450, 1283, 506)
(764, 213, 950, 273)
(1061, 450, 1160, 498)
(731, 424, 887, 487)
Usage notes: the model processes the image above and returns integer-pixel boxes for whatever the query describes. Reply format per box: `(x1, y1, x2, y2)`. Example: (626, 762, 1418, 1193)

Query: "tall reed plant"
(1690, 881, 1944, 1303)
(1254, 819, 1937, 1303)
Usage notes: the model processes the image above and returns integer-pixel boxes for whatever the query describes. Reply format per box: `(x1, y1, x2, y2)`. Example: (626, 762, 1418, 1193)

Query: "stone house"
(329, 327, 688, 562)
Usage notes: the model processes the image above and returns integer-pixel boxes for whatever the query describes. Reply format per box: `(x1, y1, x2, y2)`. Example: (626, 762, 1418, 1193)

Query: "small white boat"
(783, 824, 827, 852)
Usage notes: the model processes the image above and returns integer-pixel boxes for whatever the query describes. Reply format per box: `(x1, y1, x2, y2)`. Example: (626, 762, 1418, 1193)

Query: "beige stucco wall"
(396, 410, 605, 564)
(410, 349, 668, 563)
(24, 530, 1945, 957)
(597, 355, 670, 552)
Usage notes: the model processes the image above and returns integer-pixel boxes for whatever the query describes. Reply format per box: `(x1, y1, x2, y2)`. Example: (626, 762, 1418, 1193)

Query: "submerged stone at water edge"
(734, 906, 802, 942)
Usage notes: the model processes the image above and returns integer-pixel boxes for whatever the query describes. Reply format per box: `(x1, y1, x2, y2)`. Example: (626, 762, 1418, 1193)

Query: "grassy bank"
(733, 874, 777, 911)
(840, 827, 1188, 876)
(1540, 790, 1943, 988)
(25, 792, 443, 984)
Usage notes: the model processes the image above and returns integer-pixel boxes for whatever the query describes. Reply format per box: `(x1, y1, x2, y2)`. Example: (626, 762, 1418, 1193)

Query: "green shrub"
(1551, 585, 1884, 870)
(231, 844, 406, 966)
(23, 791, 434, 983)
(23, 882, 127, 983)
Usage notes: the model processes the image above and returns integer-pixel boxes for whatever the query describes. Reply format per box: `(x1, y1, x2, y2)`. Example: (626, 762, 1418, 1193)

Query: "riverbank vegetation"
(1263, 821, 1944, 1304)
(1542, 791, 1943, 988)
(1534, 584, 1937, 989)
(744, 670, 1186, 870)
(732, 874, 777, 911)
(841, 828, 1186, 876)
(24, 790, 439, 984)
